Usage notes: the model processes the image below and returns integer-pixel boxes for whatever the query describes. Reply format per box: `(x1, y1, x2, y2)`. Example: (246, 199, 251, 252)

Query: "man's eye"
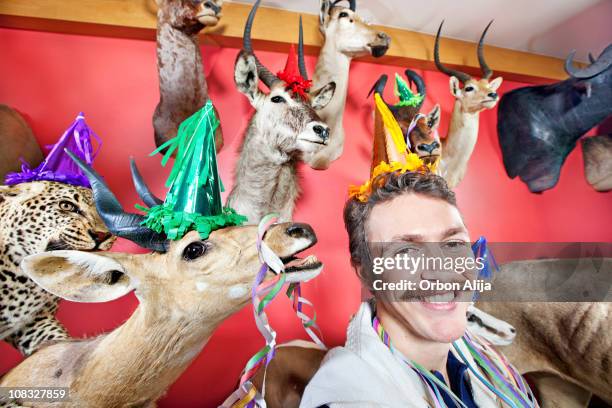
(271, 95, 285, 103)
(59, 200, 78, 212)
(339, 11, 349, 18)
(464, 86, 475, 92)
(443, 241, 468, 251)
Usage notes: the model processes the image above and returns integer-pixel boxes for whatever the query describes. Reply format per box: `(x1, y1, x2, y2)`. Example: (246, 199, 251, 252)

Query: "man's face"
(365, 193, 471, 343)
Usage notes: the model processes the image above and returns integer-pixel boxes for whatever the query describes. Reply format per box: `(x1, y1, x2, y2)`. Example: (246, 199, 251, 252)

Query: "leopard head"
(0, 181, 115, 260)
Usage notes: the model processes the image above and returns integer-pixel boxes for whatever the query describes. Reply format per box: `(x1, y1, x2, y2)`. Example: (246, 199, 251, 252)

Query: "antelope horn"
(129, 158, 163, 208)
(66, 150, 169, 252)
(243, 0, 280, 89)
(367, 74, 391, 107)
(588, 53, 596, 64)
(434, 20, 471, 83)
(349, 0, 356, 11)
(298, 16, 308, 81)
(565, 44, 612, 79)
(404, 69, 426, 99)
(477, 20, 494, 79)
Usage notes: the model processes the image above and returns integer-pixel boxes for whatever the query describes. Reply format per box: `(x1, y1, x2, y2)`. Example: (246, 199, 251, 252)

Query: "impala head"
(407, 105, 441, 165)
(435, 20, 503, 114)
(29, 154, 324, 321)
(319, 0, 390, 58)
(237, 0, 336, 159)
(466, 304, 516, 346)
(160, 0, 223, 31)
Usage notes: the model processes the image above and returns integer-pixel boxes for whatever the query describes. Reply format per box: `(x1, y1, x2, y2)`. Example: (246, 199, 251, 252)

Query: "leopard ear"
(0, 182, 45, 203)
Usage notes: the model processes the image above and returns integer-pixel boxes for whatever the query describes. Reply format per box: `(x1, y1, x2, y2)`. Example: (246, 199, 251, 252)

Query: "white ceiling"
(229, 0, 612, 63)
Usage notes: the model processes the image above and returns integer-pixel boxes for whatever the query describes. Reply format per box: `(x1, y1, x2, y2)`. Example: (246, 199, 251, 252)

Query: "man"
(301, 170, 536, 408)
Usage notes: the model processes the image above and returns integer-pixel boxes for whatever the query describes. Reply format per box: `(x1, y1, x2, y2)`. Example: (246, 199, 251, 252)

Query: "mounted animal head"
(497, 44, 612, 192)
(0, 181, 114, 254)
(467, 304, 516, 346)
(435, 21, 503, 114)
(369, 70, 426, 136)
(406, 106, 442, 165)
(45, 155, 323, 317)
(319, 0, 390, 58)
(157, 0, 223, 33)
(236, 0, 336, 158)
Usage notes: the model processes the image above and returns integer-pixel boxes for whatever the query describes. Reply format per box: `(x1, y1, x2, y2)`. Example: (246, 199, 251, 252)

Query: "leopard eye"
(59, 200, 78, 213)
(183, 242, 208, 261)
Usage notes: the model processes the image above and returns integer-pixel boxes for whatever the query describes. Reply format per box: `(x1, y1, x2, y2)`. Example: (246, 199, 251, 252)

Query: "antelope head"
(236, 0, 336, 159)
(36, 154, 324, 323)
(435, 21, 503, 114)
(319, 0, 390, 58)
(407, 105, 442, 165)
(159, 0, 223, 32)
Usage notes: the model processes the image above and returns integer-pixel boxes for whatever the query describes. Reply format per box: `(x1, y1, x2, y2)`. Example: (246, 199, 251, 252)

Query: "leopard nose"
(89, 230, 113, 245)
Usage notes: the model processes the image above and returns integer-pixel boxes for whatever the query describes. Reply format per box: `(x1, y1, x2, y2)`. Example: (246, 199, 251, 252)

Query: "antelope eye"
(59, 200, 78, 212)
(467, 313, 477, 322)
(183, 242, 208, 261)
(339, 11, 349, 18)
(271, 95, 285, 103)
(464, 86, 475, 92)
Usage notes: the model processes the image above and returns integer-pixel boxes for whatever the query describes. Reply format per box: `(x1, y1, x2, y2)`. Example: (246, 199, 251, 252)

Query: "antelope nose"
(417, 142, 438, 154)
(313, 125, 329, 140)
(286, 223, 317, 243)
(204, 1, 220, 14)
(89, 230, 113, 245)
(509, 327, 516, 334)
(488, 92, 498, 99)
(377, 32, 390, 41)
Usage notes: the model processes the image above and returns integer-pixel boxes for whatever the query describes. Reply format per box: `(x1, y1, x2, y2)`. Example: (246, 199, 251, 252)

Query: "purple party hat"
(5, 112, 101, 188)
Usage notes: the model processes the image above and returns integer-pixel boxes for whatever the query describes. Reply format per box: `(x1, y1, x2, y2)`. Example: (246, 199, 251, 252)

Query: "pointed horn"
(66, 150, 168, 252)
(434, 20, 471, 83)
(588, 53, 596, 64)
(349, 0, 356, 11)
(243, 0, 280, 89)
(566, 44, 612, 79)
(404, 69, 426, 100)
(477, 20, 494, 79)
(367, 74, 390, 107)
(298, 16, 308, 81)
(130, 158, 163, 208)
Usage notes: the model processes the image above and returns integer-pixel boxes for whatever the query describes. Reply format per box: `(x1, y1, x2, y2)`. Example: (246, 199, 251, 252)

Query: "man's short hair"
(343, 171, 457, 285)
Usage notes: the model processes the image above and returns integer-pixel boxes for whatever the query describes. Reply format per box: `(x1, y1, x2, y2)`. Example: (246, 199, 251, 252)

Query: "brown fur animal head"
(406, 105, 442, 165)
(435, 20, 503, 114)
(158, 0, 223, 33)
(0, 181, 114, 254)
(21, 222, 321, 319)
(319, 0, 390, 58)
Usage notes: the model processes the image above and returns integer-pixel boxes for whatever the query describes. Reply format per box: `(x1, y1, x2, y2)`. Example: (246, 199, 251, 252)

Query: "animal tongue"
(285, 255, 317, 268)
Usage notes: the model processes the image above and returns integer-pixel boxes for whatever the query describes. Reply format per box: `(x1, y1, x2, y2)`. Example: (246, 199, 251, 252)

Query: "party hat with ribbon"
(394, 73, 424, 107)
(5, 112, 101, 187)
(277, 44, 312, 100)
(137, 100, 247, 240)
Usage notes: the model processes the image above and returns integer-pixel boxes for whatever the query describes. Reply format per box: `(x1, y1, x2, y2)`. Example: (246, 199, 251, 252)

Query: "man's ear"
(310, 82, 336, 110)
(319, 0, 331, 30)
(489, 76, 503, 91)
(234, 50, 263, 106)
(0, 182, 45, 205)
(449, 77, 462, 98)
(427, 104, 441, 130)
(20, 251, 137, 303)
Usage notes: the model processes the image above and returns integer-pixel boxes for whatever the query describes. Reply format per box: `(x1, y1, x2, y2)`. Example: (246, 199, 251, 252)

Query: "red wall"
(0, 27, 610, 407)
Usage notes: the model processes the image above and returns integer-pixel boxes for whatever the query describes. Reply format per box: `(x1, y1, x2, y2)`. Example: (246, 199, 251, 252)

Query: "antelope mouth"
(281, 254, 323, 282)
(419, 155, 440, 165)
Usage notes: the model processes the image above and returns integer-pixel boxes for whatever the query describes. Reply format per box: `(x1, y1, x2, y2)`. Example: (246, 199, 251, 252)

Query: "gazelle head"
(159, 0, 223, 31)
(30, 154, 324, 322)
(434, 21, 503, 114)
(236, 0, 336, 159)
(319, 0, 390, 58)
(467, 304, 516, 346)
(407, 105, 442, 165)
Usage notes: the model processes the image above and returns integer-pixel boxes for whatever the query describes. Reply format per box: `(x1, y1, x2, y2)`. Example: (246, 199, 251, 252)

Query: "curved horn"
(349, 0, 356, 11)
(477, 20, 494, 79)
(588, 53, 596, 64)
(404, 69, 426, 99)
(367, 74, 391, 107)
(298, 16, 308, 81)
(565, 44, 612, 79)
(130, 158, 163, 208)
(243, 0, 280, 89)
(66, 150, 168, 252)
(434, 20, 471, 83)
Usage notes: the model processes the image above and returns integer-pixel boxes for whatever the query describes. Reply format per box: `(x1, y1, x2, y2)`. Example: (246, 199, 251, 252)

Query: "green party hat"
(137, 100, 246, 240)
(394, 73, 424, 107)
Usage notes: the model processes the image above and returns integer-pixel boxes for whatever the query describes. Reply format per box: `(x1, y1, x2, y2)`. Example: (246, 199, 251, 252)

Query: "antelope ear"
(489, 76, 503, 91)
(20, 251, 135, 303)
(449, 77, 462, 98)
(427, 104, 441, 129)
(234, 50, 262, 106)
(319, 0, 331, 28)
(310, 82, 336, 110)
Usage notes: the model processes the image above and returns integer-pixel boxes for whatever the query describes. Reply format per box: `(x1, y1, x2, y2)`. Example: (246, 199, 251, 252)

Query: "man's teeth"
(424, 292, 455, 303)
